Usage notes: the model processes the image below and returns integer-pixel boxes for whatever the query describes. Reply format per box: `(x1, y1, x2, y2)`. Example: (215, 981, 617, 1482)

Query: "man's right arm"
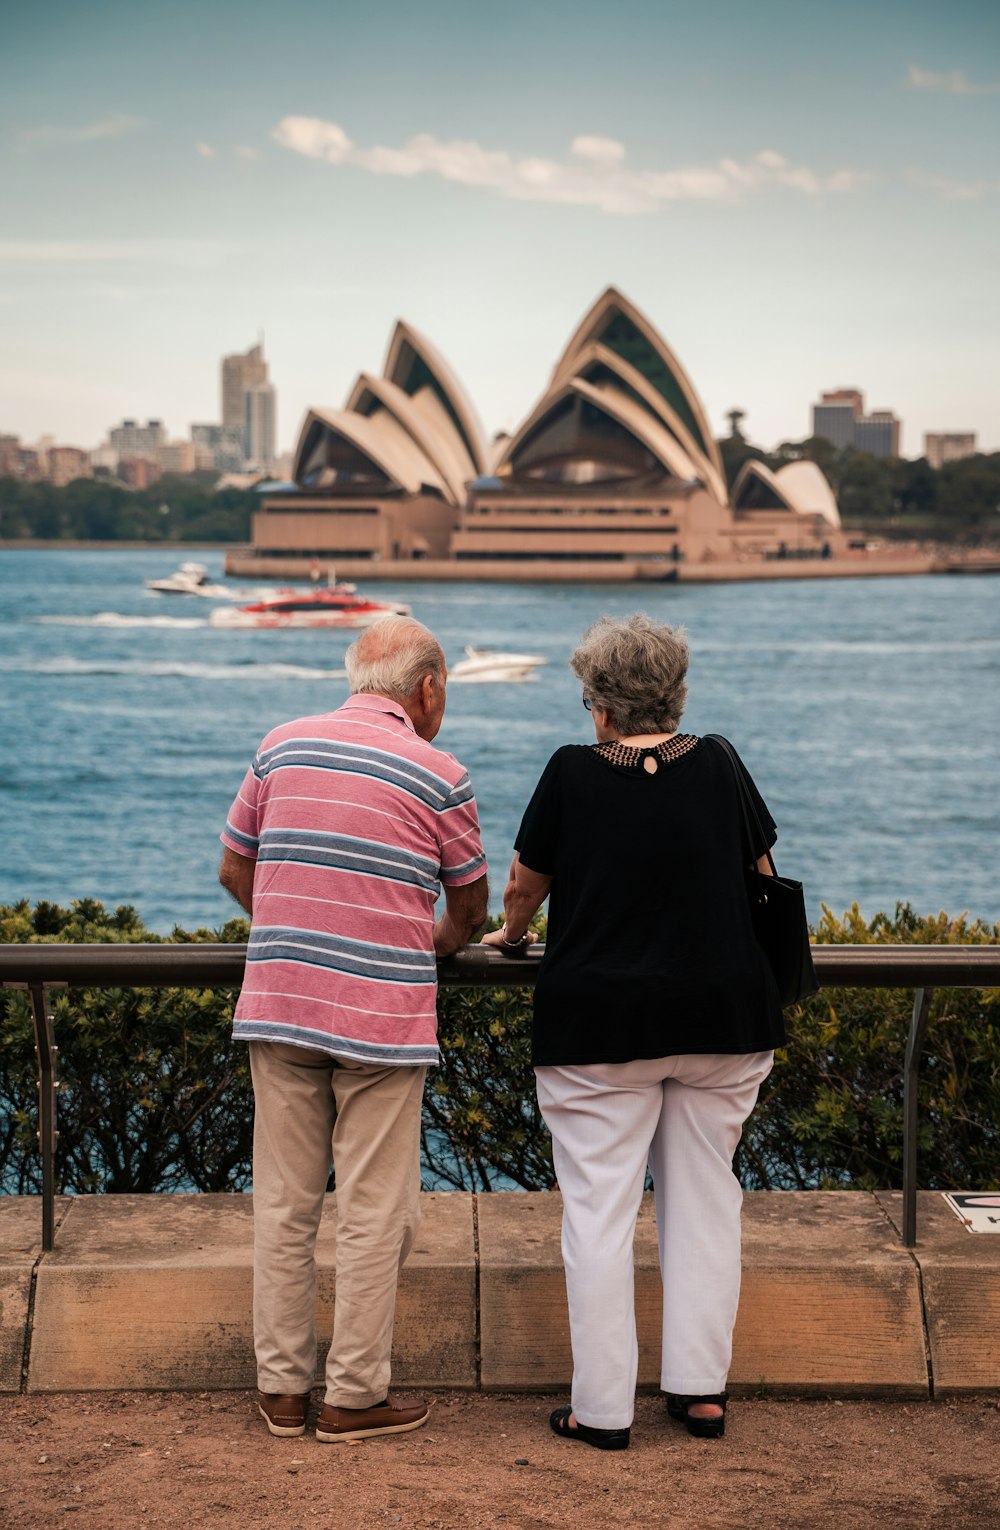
(219, 846, 255, 916)
(433, 873, 489, 958)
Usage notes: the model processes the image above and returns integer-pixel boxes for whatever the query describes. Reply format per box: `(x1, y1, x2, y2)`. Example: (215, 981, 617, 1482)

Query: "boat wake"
(33, 614, 210, 630)
(0, 656, 349, 681)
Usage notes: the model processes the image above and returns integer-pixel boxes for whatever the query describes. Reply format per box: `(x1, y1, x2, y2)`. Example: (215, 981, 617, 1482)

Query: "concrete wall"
(3, 1191, 997, 1396)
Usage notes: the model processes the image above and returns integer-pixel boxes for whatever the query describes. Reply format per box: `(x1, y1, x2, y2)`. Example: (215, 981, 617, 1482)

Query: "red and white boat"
(209, 582, 410, 630)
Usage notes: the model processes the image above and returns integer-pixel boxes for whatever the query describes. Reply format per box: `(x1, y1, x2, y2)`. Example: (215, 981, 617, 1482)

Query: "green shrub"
(1, 899, 998, 1195)
(0, 900, 252, 1193)
(743, 903, 1000, 1191)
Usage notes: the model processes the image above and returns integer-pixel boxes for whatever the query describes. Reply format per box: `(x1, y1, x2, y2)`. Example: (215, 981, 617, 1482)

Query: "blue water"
(1, 548, 997, 931)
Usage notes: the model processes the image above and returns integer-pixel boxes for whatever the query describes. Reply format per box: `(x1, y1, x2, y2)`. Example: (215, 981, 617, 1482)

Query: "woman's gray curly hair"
(570, 614, 689, 736)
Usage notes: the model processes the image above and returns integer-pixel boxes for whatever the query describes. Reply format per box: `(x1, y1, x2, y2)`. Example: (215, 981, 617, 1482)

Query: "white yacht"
(145, 563, 232, 597)
(447, 646, 547, 683)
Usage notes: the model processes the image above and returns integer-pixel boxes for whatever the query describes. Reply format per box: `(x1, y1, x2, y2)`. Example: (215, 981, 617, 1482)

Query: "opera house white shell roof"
(292, 320, 488, 508)
(290, 286, 839, 524)
(732, 458, 842, 529)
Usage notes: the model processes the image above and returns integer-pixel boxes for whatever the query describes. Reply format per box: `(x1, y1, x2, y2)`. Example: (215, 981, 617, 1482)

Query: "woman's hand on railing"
(480, 926, 540, 954)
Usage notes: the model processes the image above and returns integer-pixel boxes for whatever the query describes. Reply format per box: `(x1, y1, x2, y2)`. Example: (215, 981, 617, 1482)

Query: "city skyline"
(1, 0, 998, 455)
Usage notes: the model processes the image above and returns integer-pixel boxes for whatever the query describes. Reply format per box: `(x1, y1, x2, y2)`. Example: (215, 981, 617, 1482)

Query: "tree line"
(0, 475, 257, 543)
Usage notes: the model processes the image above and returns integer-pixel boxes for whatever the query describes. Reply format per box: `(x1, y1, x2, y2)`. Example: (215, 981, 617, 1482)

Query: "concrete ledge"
(2, 1191, 997, 1395)
(878, 1191, 1000, 1394)
(0, 1198, 47, 1392)
(735, 1192, 927, 1396)
(25, 1193, 475, 1393)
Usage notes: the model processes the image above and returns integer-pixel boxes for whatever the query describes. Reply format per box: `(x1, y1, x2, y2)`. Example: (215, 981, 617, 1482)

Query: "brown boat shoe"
(258, 1391, 312, 1437)
(316, 1393, 430, 1443)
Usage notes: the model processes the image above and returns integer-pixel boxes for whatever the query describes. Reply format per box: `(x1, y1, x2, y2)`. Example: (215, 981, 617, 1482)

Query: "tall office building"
(244, 382, 277, 469)
(854, 412, 900, 458)
(924, 432, 976, 470)
(221, 342, 270, 460)
(812, 389, 900, 458)
(812, 389, 863, 450)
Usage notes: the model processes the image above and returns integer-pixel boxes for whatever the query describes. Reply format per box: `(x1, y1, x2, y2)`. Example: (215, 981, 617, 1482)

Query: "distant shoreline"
(0, 540, 231, 551)
(3, 539, 999, 584)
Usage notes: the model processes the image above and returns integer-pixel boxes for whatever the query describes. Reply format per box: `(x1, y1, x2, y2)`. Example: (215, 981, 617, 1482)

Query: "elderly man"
(219, 617, 487, 1443)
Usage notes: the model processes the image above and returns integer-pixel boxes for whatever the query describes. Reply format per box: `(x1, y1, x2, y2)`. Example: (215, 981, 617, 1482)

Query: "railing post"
(5, 980, 65, 1252)
(902, 986, 933, 1249)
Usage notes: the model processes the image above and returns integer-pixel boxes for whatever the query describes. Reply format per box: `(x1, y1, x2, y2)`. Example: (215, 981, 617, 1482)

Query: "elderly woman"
(482, 614, 784, 1451)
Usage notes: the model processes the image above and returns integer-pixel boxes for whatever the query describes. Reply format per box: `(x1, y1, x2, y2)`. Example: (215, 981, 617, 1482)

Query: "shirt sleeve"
(727, 744, 777, 858)
(438, 771, 488, 886)
(220, 754, 263, 860)
(513, 750, 563, 877)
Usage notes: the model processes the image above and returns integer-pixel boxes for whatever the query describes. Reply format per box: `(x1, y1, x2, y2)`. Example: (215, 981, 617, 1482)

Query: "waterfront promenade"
(3, 1189, 998, 1527)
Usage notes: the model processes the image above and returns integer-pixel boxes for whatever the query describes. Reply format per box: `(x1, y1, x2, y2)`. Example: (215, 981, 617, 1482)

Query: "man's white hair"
(344, 616, 445, 702)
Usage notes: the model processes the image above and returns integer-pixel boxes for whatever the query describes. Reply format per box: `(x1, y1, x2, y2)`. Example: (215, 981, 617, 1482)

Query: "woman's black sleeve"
(513, 749, 564, 876)
(731, 748, 778, 857)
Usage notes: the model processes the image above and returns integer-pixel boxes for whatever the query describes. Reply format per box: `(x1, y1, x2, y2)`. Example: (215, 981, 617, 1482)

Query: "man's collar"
(340, 692, 417, 735)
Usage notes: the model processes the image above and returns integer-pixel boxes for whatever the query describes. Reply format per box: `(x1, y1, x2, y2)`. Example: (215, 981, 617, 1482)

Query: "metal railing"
(3, 942, 999, 1252)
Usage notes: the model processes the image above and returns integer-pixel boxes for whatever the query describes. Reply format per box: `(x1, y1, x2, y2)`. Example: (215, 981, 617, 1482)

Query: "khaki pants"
(249, 1039, 426, 1407)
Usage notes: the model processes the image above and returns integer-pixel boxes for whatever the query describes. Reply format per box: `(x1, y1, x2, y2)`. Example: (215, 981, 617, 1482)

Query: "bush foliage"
(1, 899, 997, 1195)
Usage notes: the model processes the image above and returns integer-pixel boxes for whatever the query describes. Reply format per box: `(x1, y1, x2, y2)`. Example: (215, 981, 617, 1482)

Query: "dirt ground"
(1, 1390, 996, 1530)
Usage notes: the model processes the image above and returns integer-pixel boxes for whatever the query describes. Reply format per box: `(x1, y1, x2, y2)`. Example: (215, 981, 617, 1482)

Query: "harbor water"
(1, 548, 998, 932)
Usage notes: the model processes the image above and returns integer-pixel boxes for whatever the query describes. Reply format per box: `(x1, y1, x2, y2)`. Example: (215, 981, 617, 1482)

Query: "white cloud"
(907, 64, 1000, 96)
(195, 141, 216, 159)
(272, 117, 866, 214)
(235, 145, 263, 160)
(0, 239, 227, 267)
(908, 169, 1000, 201)
(19, 115, 143, 146)
(571, 135, 626, 166)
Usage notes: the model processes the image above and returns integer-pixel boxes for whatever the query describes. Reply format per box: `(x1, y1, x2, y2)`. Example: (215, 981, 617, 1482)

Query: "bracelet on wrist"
(499, 924, 529, 948)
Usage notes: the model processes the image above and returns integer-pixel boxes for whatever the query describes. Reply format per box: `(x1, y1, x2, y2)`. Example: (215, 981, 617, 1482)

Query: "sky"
(1, 0, 998, 458)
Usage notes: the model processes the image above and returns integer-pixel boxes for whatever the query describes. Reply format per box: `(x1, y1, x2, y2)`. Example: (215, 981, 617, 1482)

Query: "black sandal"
(665, 1392, 728, 1439)
(549, 1406, 630, 1451)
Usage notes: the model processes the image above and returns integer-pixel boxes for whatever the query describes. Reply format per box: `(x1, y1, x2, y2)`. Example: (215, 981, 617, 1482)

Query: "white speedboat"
(145, 562, 231, 597)
(448, 646, 547, 682)
(209, 583, 410, 630)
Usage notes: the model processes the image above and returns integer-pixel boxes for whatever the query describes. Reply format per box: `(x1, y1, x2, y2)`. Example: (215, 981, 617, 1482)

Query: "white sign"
(943, 1192, 1000, 1233)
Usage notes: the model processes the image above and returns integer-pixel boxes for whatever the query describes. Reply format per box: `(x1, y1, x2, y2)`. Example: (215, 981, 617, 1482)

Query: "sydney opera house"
(234, 288, 845, 581)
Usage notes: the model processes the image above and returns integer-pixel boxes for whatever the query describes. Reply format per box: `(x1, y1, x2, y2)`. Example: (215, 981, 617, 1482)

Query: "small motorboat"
(145, 562, 231, 597)
(448, 646, 547, 682)
(209, 583, 410, 630)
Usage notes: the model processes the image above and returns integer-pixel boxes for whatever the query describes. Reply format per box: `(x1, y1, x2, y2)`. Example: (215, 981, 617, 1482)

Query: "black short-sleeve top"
(514, 734, 786, 1067)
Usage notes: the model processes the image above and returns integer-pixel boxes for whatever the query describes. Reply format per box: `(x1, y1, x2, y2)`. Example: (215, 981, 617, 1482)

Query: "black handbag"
(707, 735, 820, 1007)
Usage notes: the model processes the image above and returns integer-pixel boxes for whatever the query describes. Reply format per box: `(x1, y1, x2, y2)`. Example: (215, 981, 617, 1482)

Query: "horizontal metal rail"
(2, 941, 1000, 988)
(3, 943, 999, 1252)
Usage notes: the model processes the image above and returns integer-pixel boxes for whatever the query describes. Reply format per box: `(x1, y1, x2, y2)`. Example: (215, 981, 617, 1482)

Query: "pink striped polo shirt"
(221, 692, 487, 1066)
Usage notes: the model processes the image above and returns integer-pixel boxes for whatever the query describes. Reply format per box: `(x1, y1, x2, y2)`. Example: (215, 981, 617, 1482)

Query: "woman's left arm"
(480, 853, 552, 948)
(758, 853, 774, 877)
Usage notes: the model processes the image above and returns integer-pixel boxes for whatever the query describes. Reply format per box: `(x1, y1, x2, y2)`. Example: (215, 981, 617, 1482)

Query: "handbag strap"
(705, 734, 777, 876)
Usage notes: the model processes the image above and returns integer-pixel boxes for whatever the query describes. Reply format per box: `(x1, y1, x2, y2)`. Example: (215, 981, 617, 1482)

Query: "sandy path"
(1, 1391, 996, 1528)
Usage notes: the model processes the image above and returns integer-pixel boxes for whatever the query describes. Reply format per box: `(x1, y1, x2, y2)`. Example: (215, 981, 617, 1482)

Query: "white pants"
(535, 1050, 773, 1430)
